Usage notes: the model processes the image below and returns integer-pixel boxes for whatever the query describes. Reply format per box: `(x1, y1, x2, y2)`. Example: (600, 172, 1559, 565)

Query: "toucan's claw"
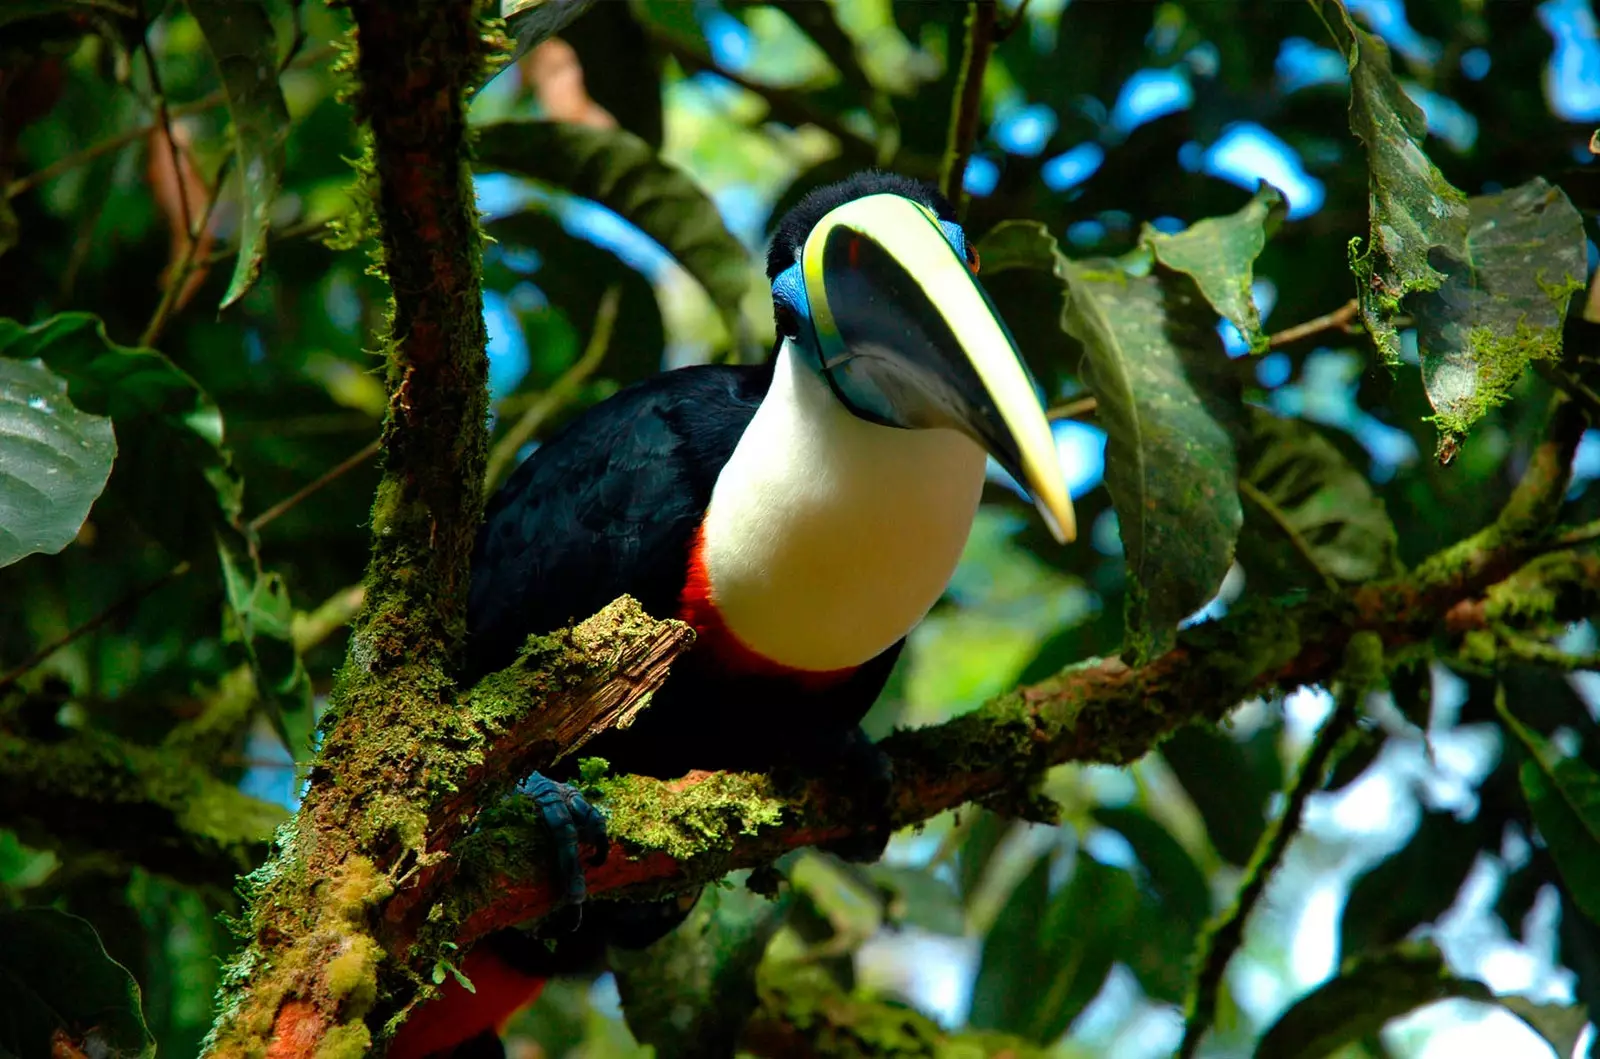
(813, 727, 895, 864)
(517, 772, 609, 912)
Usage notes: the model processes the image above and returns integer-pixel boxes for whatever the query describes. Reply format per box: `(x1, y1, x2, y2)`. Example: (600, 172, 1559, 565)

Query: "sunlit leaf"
(1499, 695, 1600, 925)
(0, 908, 154, 1059)
(474, 121, 754, 335)
(1412, 178, 1587, 443)
(218, 534, 315, 759)
(184, 0, 289, 309)
(764, 0, 877, 97)
(0, 357, 115, 568)
(1060, 255, 1242, 659)
(1310, 0, 1469, 366)
(1142, 184, 1285, 354)
(1236, 407, 1400, 590)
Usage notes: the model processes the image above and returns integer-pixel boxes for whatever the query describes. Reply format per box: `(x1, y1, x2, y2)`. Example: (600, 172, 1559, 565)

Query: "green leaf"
(1339, 810, 1486, 961)
(765, 0, 877, 98)
(1236, 407, 1400, 590)
(1059, 254, 1242, 659)
(0, 313, 242, 547)
(184, 0, 290, 309)
(218, 533, 315, 759)
(0, 907, 154, 1059)
(1142, 184, 1285, 354)
(1498, 694, 1600, 925)
(969, 852, 1051, 1036)
(1255, 942, 1465, 1059)
(1412, 178, 1587, 443)
(1092, 806, 1211, 929)
(976, 222, 1244, 657)
(0, 357, 115, 568)
(502, 0, 599, 66)
(1163, 722, 1283, 866)
(1258, 939, 1586, 1059)
(474, 121, 754, 335)
(1311, 0, 1469, 366)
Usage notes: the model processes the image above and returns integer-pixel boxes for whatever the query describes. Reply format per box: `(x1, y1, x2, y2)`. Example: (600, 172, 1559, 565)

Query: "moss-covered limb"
(441, 399, 1597, 948)
(0, 729, 285, 890)
(1177, 635, 1371, 1059)
(746, 962, 1049, 1059)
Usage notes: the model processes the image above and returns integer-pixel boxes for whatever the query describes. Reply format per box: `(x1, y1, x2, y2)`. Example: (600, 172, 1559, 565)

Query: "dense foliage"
(3, 1, 1600, 1057)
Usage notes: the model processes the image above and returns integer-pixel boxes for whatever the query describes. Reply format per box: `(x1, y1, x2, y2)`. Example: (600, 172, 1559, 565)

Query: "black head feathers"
(765, 171, 956, 280)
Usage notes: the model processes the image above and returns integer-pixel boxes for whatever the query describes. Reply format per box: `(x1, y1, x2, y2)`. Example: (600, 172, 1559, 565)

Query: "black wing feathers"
(465, 364, 770, 681)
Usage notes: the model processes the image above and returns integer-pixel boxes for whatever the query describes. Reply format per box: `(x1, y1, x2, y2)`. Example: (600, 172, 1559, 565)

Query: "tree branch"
(941, 0, 999, 209)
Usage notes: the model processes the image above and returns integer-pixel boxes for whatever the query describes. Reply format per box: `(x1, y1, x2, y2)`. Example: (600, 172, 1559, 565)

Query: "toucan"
(388, 171, 1076, 1059)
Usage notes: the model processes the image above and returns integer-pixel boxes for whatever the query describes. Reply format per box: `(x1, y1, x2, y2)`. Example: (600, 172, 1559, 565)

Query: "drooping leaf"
(1499, 695, 1600, 925)
(956, 808, 1011, 904)
(0, 357, 115, 568)
(976, 219, 1064, 277)
(474, 121, 754, 334)
(1142, 184, 1285, 354)
(184, 0, 289, 309)
(1163, 722, 1283, 866)
(1411, 178, 1587, 443)
(1236, 407, 1400, 590)
(1339, 810, 1486, 961)
(1310, 0, 1469, 366)
(0, 908, 155, 1059)
(969, 852, 1051, 1036)
(1060, 255, 1242, 659)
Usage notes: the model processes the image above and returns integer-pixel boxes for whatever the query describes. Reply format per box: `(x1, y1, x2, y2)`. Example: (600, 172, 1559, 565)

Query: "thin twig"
(484, 285, 621, 489)
(1046, 395, 1097, 422)
(139, 18, 195, 243)
(1239, 479, 1340, 593)
(993, 0, 1033, 42)
(139, 155, 231, 347)
(1266, 299, 1360, 348)
(941, 0, 999, 209)
(1552, 518, 1600, 550)
(1178, 688, 1360, 1058)
(0, 562, 192, 696)
(247, 438, 381, 535)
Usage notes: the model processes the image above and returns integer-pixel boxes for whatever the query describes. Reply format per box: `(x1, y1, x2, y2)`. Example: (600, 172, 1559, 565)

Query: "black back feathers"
(765, 171, 956, 280)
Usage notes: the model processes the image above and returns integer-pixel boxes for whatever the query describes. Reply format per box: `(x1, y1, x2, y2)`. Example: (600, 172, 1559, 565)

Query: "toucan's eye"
(967, 244, 981, 275)
(774, 301, 800, 337)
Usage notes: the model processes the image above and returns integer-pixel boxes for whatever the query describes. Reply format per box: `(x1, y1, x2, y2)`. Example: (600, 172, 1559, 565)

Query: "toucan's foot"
(810, 727, 895, 863)
(516, 772, 609, 910)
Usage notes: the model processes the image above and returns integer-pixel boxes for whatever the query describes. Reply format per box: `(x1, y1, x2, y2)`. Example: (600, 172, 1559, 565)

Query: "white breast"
(700, 340, 987, 672)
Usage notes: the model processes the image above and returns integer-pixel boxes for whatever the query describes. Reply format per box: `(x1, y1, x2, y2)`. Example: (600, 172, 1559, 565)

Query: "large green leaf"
(1060, 255, 1242, 659)
(0, 357, 115, 568)
(0, 908, 154, 1059)
(0, 315, 309, 753)
(184, 0, 289, 309)
(1499, 695, 1600, 925)
(1093, 806, 1210, 930)
(1310, 0, 1468, 367)
(1339, 810, 1485, 961)
(1412, 179, 1587, 442)
(474, 121, 754, 334)
(1236, 407, 1400, 590)
(1257, 940, 1583, 1059)
(1142, 184, 1285, 354)
(969, 852, 1051, 1035)
(1162, 722, 1283, 866)
(976, 221, 1243, 657)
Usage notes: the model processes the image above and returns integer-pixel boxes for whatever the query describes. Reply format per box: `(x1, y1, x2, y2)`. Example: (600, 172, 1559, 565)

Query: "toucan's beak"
(800, 193, 1076, 544)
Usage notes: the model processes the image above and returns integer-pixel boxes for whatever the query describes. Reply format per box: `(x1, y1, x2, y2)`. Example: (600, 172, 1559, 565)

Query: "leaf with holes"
(1143, 184, 1285, 354)
(1236, 407, 1399, 590)
(0, 358, 115, 568)
(475, 121, 753, 337)
(1310, 0, 1469, 366)
(0, 908, 154, 1059)
(1412, 178, 1587, 445)
(1060, 254, 1243, 660)
(1499, 695, 1600, 925)
(184, 0, 289, 309)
